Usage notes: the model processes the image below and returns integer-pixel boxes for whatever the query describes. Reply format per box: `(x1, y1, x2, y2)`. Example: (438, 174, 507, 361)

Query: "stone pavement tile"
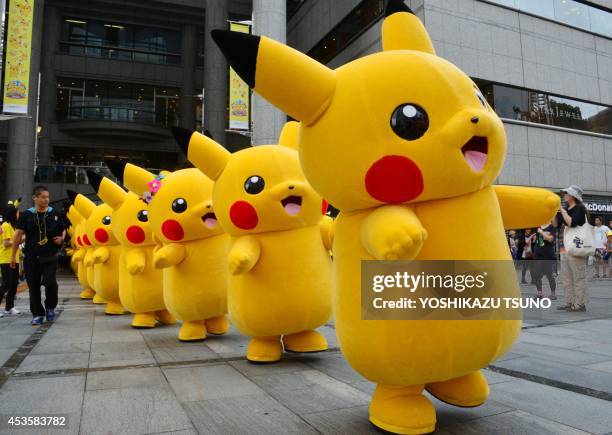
(494, 351, 523, 362)
(318, 325, 339, 349)
(89, 340, 155, 368)
(491, 379, 612, 434)
(202, 327, 249, 358)
(527, 325, 612, 344)
(493, 356, 612, 394)
(483, 369, 516, 385)
(31, 337, 91, 355)
(443, 409, 590, 434)
(80, 385, 194, 435)
(432, 397, 515, 427)
(86, 366, 167, 391)
(0, 349, 14, 366)
(0, 333, 31, 350)
(585, 359, 612, 374)
(164, 363, 263, 402)
(15, 352, 89, 373)
(575, 342, 612, 358)
(184, 393, 318, 435)
(45, 326, 92, 339)
(301, 405, 376, 434)
(142, 330, 184, 347)
(0, 374, 85, 435)
(509, 341, 612, 365)
(517, 332, 598, 349)
(351, 380, 376, 395)
(151, 344, 218, 364)
(91, 328, 144, 343)
(297, 352, 364, 384)
(145, 430, 197, 435)
(230, 358, 310, 377)
(250, 368, 371, 415)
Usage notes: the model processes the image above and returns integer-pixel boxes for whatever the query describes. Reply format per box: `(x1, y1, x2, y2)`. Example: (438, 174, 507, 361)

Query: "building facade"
(1, 0, 611, 224)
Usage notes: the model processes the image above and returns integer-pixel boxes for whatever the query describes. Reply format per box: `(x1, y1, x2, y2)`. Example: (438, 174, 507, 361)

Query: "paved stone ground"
(0, 269, 611, 435)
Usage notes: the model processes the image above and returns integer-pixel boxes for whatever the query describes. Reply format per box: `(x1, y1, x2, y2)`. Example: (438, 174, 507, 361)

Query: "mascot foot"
(369, 384, 436, 434)
(205, 315, 229, 335)
(104, 300, 126, 315)
(79, 288, 95, 299)
(92, 293, 105, 304)
(178, 320, 207, 342)
(425, 370, 489, 408)
(282, 330, 328, 353)
(131, 312, 157, 328)
(247, 337, 282, 363)
(155, 310, 176, 325)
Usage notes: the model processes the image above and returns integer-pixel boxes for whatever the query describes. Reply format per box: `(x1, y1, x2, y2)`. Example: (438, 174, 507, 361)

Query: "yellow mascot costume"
(212, 1, 559, 432)
(106, 160, 229, 342)
(173, 123, 332, 363)
(66, 205, 95, 299)
(68, 191, 124, 315)
(86, 170, 176, 328)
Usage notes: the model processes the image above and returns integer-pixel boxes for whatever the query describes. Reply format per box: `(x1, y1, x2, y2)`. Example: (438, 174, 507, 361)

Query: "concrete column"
(180, 24, 197, 130)
(204, 0, 228, 146)
(5, 0, 45, 202)
(252, 0, 286, 145)
(38, 5, 60, 166)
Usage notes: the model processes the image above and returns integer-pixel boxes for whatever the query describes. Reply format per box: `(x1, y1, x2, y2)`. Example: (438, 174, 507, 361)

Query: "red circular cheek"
(95, 228, 109, 243)
(162, 219, 184, 241)
(83, 234, 91, 246)
(365, 155, 424, 204)
(126, 226, 146, 244)
(322, 199, 329, 215)
(77, 236, 82, 246)
(230, 201, 258, 230)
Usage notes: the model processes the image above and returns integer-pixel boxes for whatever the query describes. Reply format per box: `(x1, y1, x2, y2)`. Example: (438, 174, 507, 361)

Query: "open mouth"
(461, 136, 488, 172)
(202, 212, 218, 229)
(281, 196, 302, 216)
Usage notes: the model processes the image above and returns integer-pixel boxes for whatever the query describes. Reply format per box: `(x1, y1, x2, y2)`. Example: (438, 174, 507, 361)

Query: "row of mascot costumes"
(64, 2, 560, 433)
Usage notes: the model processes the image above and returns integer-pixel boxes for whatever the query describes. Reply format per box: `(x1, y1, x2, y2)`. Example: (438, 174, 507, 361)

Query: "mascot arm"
(153, 243, 186, 269)
(72, 249, 84, 262)
(84, 251, 94, 267)
(361, 205, 427, 260)
(494, 185, 560, 230)
(229, 236, 261, 275)
(126, 249, 146, 275)
(66, 248, 74, 256)
(319, 215, 335, 251)
(92, 246, 110, 264)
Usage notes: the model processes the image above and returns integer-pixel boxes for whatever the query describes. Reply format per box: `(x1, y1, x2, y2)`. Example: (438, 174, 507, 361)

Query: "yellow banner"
(228, 22, 250, 130)
(3, 0, 34, 114)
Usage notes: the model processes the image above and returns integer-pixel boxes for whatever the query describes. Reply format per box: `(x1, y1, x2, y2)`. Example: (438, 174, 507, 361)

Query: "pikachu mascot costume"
(66, 205, 96, 299)
(106, 160, 229, 342)
(68, 191, 125, 315)
(174, 122, 333, 363)
(212, 1, 559, 432)
(86, 171, 176, 328)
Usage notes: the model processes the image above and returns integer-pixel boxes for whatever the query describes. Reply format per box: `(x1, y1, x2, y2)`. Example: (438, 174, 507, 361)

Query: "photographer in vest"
(10, 186, 66, 325)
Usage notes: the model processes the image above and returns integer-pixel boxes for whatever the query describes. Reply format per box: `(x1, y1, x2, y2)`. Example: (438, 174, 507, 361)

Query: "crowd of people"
(508, 185, 612, 312)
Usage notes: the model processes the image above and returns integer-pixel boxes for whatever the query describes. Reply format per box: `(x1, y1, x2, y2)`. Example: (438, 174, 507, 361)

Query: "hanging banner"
(228, 22, 250, 130)
(3, 0, 34, 114)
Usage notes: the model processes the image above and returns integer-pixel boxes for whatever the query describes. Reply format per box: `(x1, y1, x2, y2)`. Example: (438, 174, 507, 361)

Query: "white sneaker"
(0, 312, 4, 318)
(8, 308, 21, 315)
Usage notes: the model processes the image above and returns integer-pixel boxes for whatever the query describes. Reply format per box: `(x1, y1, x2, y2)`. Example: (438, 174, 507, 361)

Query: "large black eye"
(102, 216, 111, 225)
(390, 104, 429, 140)
(172, 198, 187, 213)
(137, 210, 148, 222)
(244, 175, 265, 195)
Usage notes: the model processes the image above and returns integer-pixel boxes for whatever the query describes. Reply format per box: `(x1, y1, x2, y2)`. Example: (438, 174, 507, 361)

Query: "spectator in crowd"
(532, 220, 557, 300)
(11, 186, 66, 325)
(557, 185, 589, 312)
(507, 230, 517, 260)
(593, 216, 610, 278)
(0, 203, 21, 317)
(520, 228, 536, 284)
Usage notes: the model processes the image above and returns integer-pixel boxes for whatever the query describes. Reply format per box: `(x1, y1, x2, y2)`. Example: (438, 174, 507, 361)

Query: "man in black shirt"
(557, 185, 588, 312)
(10, 186, 66, 325)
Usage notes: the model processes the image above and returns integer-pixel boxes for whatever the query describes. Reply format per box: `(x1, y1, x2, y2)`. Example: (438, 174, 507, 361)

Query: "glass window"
(554, 0, 589, 29)
(516, 0, 555, 17)
(589, 7, 612, 36)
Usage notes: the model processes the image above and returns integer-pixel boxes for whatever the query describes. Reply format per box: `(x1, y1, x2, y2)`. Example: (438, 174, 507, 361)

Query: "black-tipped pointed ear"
(211, 30, 260, 88)
(104, 158, 127, 184)
(86, 170, 103, 193)
(171, 127, 194, 157)
(385, 0, 413, 16)
(66, 190, 78, 204)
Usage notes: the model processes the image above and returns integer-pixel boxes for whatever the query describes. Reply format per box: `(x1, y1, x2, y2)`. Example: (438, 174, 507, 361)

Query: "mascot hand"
(229, 236, 260, 275)
(153, 243, 185, 269)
